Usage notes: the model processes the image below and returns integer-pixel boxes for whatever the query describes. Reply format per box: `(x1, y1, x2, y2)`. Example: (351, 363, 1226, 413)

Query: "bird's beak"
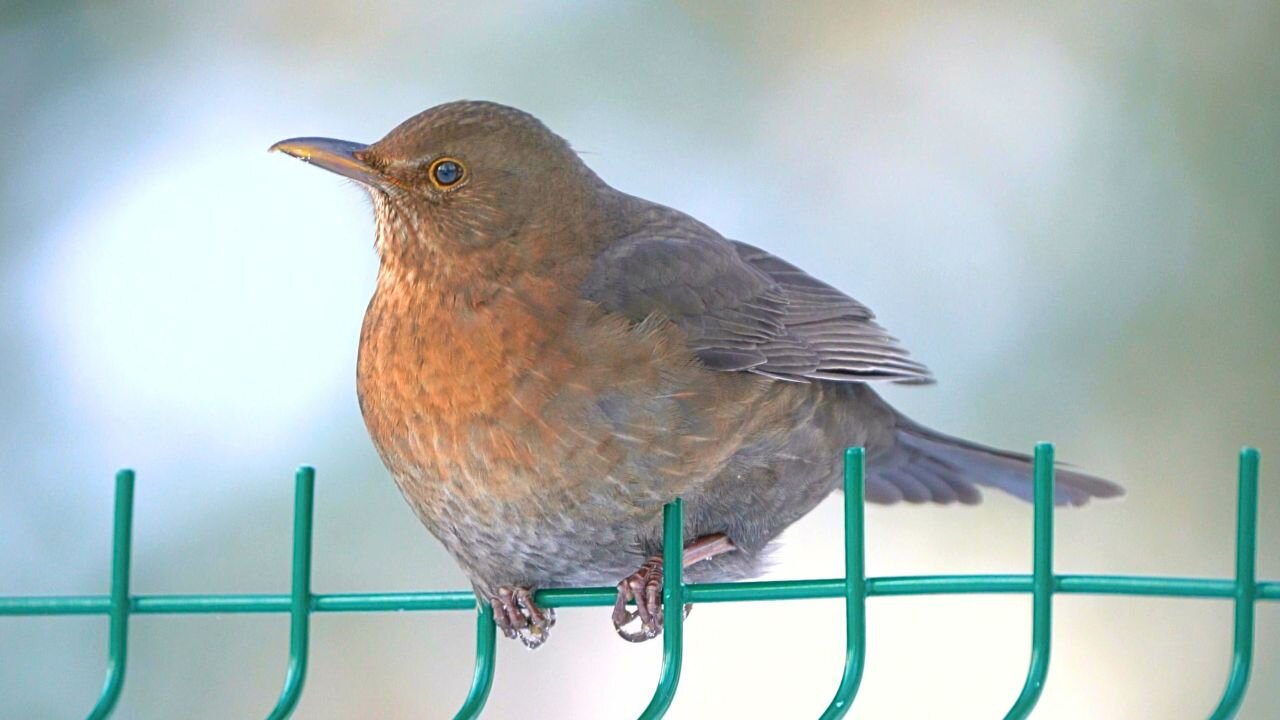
(269, 137, 383, 187)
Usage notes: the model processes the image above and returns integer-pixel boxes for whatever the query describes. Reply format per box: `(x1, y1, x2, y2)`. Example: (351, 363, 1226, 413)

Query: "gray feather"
(580, 204, 933, 384)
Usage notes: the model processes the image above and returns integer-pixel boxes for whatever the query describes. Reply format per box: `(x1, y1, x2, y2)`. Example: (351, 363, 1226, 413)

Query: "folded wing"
(580, 215, 932, 385)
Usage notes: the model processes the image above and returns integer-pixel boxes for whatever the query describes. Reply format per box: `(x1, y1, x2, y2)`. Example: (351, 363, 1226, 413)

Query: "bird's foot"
(612, 555, 681, 642)
(611, 533, 736, 643)
(490, 586, 556, 649)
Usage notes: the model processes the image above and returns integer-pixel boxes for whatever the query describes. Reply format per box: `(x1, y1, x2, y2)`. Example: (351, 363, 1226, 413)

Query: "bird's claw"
(612, 556, 691, 643)
(490, 586, 555, 649)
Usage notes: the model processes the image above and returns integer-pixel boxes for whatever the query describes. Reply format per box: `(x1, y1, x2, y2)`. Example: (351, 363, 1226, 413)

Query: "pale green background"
(2, 2, 1277, 718)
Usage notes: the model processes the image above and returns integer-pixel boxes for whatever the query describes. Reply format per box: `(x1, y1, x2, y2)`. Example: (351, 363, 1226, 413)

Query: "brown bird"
(271, 101, 1122, 648)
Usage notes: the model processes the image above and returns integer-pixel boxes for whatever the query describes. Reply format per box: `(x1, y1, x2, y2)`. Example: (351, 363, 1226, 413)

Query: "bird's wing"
(580, 224, 932, 384)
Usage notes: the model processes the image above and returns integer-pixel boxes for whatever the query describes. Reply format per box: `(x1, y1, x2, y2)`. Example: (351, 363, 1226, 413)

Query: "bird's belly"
(368, 380, 722, 590)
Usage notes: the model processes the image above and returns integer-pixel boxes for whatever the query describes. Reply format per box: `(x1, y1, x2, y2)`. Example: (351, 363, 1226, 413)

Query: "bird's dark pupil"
(434, 161, 461, 185)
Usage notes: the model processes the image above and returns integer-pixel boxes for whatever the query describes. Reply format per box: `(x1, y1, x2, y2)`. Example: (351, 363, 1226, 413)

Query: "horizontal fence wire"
(0, 445, 1272, 719)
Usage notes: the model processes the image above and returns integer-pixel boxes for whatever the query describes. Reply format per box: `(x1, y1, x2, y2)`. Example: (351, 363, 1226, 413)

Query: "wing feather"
(580, 206, 932, 384)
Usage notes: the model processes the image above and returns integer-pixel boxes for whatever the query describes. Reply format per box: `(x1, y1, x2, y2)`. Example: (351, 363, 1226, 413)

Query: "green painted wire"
(1208, 448, 1260, 720)
(637, 498, 686, 719)
(86, 470, 134, 720)
(0, 448, 1272, 717)
(452, 603, 497, 720)
(819, 447, 868, 719)
(265, 467, 315, 720)
(1004, 443, 1055, 720)
(7, 573, 1278, 616)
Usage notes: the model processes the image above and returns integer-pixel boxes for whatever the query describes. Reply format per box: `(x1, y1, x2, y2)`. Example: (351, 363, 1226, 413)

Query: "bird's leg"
(489, 585, 556, 649)
(612, 533, 736, 643)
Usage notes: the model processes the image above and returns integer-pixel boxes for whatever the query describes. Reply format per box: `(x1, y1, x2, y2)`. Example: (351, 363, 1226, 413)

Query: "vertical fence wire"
(265, 467, 315, 720)
(1003, 443, 1055, 720)
(637, 498, 686, 720)
(452, 603, 497, 720)
(1208, 447, 1260, 720)
(818, 447, 868, 720)
(86, 470, 135, 720)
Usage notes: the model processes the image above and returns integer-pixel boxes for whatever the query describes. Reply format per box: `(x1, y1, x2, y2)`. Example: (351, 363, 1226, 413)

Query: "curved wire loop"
(265, 467, 315, 720)
(452, 602, 497, 720)
(818, 446, 868, 719)
(1208, 448, 1259, 720)
(87, 470, 135, 720)
(1003, 443, 1055, 720)
(636, 498, 686, 719)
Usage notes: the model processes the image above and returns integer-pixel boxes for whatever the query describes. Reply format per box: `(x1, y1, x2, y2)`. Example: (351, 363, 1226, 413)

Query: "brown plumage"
(272, 101, 1122, 647)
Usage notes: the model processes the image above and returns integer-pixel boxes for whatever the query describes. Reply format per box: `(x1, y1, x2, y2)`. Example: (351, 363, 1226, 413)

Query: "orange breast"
(358, 269, 575, 478)
(353, 259, 785, 554)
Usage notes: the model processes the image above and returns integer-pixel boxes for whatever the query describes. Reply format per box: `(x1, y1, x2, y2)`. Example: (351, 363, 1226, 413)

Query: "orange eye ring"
(428, 157, 467, 190)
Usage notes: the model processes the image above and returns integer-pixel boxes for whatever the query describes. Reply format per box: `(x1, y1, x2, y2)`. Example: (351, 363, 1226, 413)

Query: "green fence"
(0, 444, 1271, 719)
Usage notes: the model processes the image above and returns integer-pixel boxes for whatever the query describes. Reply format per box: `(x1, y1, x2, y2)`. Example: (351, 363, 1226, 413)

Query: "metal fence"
(0, 444, 1271, 719)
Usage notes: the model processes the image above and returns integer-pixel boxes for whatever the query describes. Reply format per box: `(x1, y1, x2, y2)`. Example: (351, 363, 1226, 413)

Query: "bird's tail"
(862, 411, 1124, 506)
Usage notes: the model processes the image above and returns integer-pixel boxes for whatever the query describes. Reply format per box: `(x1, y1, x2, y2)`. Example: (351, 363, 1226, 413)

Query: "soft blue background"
(2, 2, 1277, 718)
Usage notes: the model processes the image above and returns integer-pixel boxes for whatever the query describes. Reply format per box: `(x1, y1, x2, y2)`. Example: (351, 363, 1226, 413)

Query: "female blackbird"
(272, 101, 1122, 648)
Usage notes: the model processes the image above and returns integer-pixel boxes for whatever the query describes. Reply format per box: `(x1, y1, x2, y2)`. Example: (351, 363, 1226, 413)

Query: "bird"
(271, 100, 1122, 648)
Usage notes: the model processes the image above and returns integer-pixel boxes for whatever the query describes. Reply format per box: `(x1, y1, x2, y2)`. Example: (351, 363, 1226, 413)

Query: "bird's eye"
(429, 158, 465, 189)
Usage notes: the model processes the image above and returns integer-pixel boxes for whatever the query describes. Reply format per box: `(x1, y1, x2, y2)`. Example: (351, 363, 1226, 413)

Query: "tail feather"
(869, 414, 1124, 506)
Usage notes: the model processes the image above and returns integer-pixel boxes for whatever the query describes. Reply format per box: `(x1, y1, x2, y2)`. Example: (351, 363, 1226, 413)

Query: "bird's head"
(272, 101, 608, 279)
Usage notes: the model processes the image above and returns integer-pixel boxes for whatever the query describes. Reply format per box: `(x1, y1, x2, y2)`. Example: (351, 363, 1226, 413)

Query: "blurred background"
(2, 2, 1277, 718)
